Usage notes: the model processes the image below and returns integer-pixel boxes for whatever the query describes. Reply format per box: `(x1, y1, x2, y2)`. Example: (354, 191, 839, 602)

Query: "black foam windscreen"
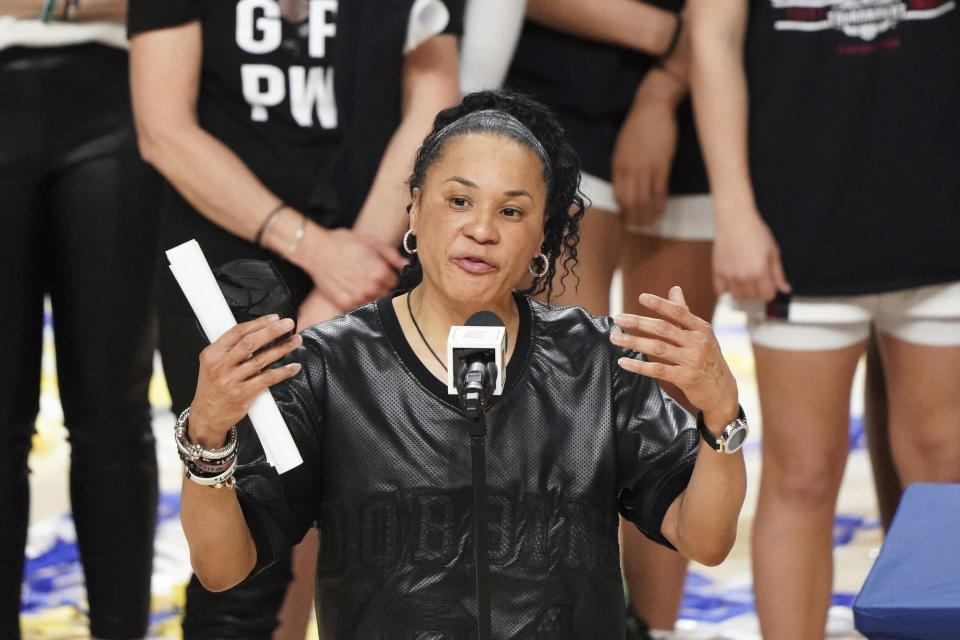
(465, 311, 505, 328)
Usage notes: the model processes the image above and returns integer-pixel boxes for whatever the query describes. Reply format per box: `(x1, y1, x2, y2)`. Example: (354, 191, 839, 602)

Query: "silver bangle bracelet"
(185, 457, 237, 489)
(174, 406, 238, 463)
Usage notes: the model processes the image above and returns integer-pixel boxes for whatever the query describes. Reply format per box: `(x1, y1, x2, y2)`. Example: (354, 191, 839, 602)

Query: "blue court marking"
(834, 514, 880, 548)
(677, 513, 878, 625)
(21, 533, 84, 615)
(22, 493, 184, 631)
(680, 576, 861, 624)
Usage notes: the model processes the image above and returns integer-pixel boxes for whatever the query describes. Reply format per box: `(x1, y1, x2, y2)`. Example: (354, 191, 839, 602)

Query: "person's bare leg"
(541, 206, 621, 311)
(621, 235, 716, 409)
(273, 512, 319, 640)
(621, 236, 716, 328)
(619, 235, 716, 631)
(878, 335, 960, 486)
(752, 343, 862, 640)
(863, 332, 901, 531)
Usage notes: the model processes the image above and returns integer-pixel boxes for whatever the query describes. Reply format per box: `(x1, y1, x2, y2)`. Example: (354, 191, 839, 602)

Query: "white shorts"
(579, 171, 715, 241)
(743, 280, 960, 350)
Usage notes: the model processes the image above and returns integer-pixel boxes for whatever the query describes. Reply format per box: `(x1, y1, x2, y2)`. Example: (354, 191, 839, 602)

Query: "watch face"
(724, 423, 748, 452)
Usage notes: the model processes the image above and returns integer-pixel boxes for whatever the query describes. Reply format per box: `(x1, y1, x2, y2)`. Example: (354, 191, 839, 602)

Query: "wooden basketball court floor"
(20, 296, 880, 639)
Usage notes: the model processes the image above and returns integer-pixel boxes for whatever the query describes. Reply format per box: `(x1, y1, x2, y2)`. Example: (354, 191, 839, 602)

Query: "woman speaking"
(175, 91, 746, 637)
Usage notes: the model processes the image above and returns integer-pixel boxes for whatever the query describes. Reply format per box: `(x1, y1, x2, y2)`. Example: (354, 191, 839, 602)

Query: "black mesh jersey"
(744, 0, 960, 295)
(233, 291, 699, 639)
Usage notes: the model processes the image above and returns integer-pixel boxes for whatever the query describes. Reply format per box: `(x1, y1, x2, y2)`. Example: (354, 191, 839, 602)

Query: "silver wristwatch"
(696, 406, 749, 454)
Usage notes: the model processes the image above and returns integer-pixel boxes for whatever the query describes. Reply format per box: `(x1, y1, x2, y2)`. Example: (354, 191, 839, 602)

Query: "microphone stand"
(458, 362, 493, 640)
(466, 411, 491, 640)
(457, 359, 497, 640)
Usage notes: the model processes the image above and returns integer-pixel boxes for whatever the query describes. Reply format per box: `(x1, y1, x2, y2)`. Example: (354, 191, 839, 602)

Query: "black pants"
(0, 44, 160, 639)
(159, 306, 294, 639)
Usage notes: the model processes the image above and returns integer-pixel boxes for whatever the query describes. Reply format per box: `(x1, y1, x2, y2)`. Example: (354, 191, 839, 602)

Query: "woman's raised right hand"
(188, 315, 302, 448)
(712, 208, 791, 302)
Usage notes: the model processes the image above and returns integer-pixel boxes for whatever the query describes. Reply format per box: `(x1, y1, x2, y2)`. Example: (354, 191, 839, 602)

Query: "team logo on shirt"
(771, 0, 955, 41)
(235, 0, 339, 128)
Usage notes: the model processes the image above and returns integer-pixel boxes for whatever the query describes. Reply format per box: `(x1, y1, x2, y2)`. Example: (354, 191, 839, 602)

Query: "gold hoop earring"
(528, 252, 549, 279)
(402, 229, 417, 254)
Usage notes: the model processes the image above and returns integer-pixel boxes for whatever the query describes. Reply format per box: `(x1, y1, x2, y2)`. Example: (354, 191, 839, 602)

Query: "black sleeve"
(612, 343, 699, 550)
(127, 0, 206, 38)
(233, 334, 327, 578)
(441, 0, 465, 36)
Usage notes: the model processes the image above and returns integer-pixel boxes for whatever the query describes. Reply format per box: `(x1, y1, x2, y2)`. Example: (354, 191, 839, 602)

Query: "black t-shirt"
(234, 294, 699, 639)
(505, 0, 708, 195)
(746, 0, 960, 296)
(128, 0, 463, 308)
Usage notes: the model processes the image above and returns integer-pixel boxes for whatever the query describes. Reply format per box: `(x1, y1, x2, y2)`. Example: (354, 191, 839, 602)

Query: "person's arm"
(526, 0, 678, 56)
(612, 26, 690, 227)
(687, 0, 790, 301)
(180, 472, 258, 591)
(351, 32, 461, 245)
(179, 315, 302, 590)
(612, 287, 746, 565)
(129, 23, 403, 312)
(130, 22, 287, 245)
(660, 407, 745, 565)
(0, 0, 126, 21)
(459, 0, 526, 92)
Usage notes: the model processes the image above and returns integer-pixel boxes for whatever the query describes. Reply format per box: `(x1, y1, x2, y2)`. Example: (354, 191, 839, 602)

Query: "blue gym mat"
(854, 483, 960, 640)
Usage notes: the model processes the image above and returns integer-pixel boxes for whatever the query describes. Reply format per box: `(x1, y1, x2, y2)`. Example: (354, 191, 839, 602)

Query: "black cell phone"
(765, 292, 791, 320)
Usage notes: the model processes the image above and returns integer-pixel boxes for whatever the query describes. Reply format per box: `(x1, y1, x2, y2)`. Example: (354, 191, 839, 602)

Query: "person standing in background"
(128, 0, 463, 637)
(0, 1, 161, 638)
(506, 2, 710, 637)
(459, 0, 526, 94)
(689, 1, 960, 638)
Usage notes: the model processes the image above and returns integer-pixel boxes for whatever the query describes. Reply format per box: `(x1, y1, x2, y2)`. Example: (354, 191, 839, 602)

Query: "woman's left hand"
(611, 286, 738, 421)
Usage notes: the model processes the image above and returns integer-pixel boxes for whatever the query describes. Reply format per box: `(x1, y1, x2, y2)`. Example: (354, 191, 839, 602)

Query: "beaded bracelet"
(174, 407, 239, 488)
(174, 406, 238, 463)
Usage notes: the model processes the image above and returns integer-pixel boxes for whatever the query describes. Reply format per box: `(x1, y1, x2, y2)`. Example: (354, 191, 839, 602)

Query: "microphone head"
(466, 310, 504, 328)
(447, 311, 508, 407)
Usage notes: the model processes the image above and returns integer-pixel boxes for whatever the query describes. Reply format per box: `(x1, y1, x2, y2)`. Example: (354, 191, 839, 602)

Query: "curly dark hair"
(400, 90, 585, 302)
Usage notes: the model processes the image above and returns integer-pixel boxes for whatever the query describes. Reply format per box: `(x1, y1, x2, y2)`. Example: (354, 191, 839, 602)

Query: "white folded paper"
(166, 239, 303, 473)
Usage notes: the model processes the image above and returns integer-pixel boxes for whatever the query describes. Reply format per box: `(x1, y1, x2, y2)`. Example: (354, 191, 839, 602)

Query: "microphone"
(446, 311, 507, 419)
(447, 312, 503, 640)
